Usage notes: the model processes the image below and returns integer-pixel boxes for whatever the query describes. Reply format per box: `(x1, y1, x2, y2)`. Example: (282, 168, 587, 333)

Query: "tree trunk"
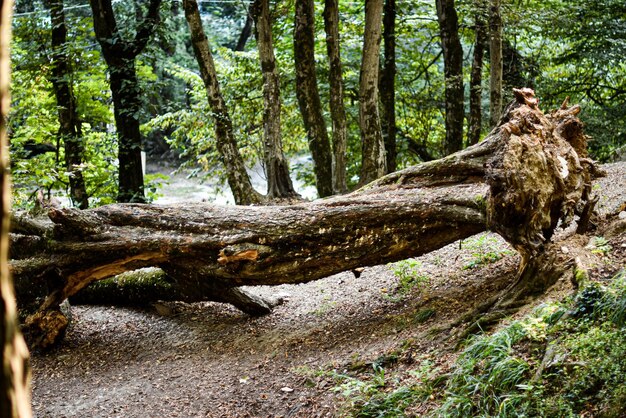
(468, 8, 486, 146)
(294, 0, 333, 198)
(0, 0, 32, 413)
(108, 61, 146, 203)
(435, 0, 464, 155)
(89, 0, 162, 203)
(47, 0, 89, 209)
(323, 0, 348, 194)
(251, 0, 298, 199)
(234, 2, 254, 52)
(489, 0, 502, 126)
(380, 0, 396, 173)
(359, 0, 386, 186)
(13, 90, 602, 350)
(183, 0, 264, 205)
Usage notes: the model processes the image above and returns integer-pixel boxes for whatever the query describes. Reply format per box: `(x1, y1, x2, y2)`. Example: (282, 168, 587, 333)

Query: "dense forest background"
(8, 0, 626, 209)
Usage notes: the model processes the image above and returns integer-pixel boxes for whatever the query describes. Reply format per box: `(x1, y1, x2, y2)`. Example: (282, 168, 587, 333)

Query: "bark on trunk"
(359, 0, 386, 186)
(489, 0, 502, 127)
(234, 2, 254, 52)
(0, 0, 32, 413)
(183, 0, 264, 205)
(252, 0, 298, 199)
(380, 0, 397, 173)
(468, 10, 486, 146)
(108, 62, 146, 203)
(435, 0, 464, 155)
(12, 90, 601, 350)
(48, 0, 89, 209)
(294, 0, 333, 198)
(89, 0, 162, 203)
(323, 0, 348, 194)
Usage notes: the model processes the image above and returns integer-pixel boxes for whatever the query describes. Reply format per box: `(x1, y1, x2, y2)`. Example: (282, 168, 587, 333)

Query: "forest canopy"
(7, 0, 626, 208)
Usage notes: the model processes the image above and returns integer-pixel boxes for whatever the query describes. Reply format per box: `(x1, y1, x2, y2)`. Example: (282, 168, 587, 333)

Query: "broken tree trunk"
(11, 89, 601, 348)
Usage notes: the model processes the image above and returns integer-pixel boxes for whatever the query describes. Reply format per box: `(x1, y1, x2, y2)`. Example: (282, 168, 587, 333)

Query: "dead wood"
(11, 88, 602, 348)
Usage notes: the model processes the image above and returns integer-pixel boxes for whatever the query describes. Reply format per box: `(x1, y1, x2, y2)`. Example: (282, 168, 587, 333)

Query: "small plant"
(571, 282, 605, 319)
(390, 259, 431, 296)
(331, 363, 419, 418)
(414, 308, 436, 324)
(585, 236, 612, 255)
(462, 233, 513, 269)
(312, 295, 337, 316)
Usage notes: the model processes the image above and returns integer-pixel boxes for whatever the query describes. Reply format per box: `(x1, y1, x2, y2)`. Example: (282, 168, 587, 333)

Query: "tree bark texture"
(12, 90, 601, 350)
(359, 0, 386, 186)
(183, 0, 264, 205)
(294, 0, 333, 198)
(380, 0, 397, 173)
(47, 0, 89, 209)
(435, 0, 464, 155)
(0, 0, 32, 413)
(251, 0, 298, 199)
(322, 0, 348, 194)
(468, 9, 486, 146)
(89, 0, 162, 203)
(234, 2, 254, 52)
(323, 0, 348, 194)
(489, 0, 503, 127)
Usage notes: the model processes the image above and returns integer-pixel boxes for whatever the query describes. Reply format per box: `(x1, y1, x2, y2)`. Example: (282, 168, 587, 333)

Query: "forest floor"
(29, 163, 626, 418)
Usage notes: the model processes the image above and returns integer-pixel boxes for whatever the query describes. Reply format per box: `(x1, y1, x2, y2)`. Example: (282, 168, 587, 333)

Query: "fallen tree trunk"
(11, 89, 602, 348)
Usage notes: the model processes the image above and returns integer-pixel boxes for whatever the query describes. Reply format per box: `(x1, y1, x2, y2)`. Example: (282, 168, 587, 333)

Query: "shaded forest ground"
(29, 163, 626, 417)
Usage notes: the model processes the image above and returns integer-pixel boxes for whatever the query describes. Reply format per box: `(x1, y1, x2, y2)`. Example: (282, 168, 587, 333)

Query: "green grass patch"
(336, 270, 626, 417)
(390, 259, 431, 296)
(462, 233, 514, 270)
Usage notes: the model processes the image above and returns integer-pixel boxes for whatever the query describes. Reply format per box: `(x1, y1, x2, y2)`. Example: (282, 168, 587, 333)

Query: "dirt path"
(29, 164, 626, 417)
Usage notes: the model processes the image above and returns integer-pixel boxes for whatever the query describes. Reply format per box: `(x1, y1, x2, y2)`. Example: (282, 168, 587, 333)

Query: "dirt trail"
(29, 164, 626, 417)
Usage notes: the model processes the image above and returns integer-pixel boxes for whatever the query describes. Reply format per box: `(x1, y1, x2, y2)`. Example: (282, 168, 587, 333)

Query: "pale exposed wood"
(0, 0, 32, 414)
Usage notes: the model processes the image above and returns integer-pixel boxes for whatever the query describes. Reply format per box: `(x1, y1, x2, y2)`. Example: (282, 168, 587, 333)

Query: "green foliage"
(585, 236, 612, 256)
(437, 320, 533, 417)
(334, 272, 626, 417)
(331, 364, 414, 417)
(462, 233, 514, 269)
(9, 0, 626, 204)
(434, 272, 626, 417)
(329, 357, 442, 417)
(390, 259, 431, 296)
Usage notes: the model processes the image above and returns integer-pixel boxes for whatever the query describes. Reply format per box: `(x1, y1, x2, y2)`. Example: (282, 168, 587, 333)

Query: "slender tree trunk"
(323, 0, 348, 193)
(468, 11, 486, 146)
(294, 0, 333, 198)
(435, 0, 464, 155)
(47, 0, 89, 209)
(89, 0, 162, 203)
(251, 0, 297, 199)
(0, 0, 31, 413)
(380, 0, 396, 173)
(359, 0, 386, 185)
(106, 61, 146, 203)
(183, 0, 264, 205)
(234, 2, 254, 52)
(489, 0, 502, 126)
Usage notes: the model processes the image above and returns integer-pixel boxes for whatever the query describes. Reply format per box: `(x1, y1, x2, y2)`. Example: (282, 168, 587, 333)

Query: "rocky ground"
(29, 164, 626, 417)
